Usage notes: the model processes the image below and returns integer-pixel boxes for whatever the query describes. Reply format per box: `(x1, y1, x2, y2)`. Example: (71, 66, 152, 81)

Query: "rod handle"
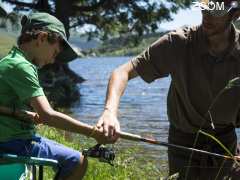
(118, 131, 142, 141)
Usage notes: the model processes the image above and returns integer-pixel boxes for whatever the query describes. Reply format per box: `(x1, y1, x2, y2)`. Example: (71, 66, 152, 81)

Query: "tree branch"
(72, 0, 108, 12)
(2, 0, 35, 8)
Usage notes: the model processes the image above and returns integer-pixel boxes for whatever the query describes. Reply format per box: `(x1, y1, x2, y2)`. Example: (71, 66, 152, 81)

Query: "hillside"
(69, 35, 100, 51)
(93, 32, 167, 57)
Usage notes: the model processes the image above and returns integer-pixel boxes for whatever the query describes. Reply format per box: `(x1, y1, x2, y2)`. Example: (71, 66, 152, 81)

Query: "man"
(0, 12, 113, 180)
(97, 0, 240, 179)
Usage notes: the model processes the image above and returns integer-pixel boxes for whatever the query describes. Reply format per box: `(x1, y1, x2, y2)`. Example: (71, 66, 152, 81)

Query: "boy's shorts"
(0, 136, 81, 179)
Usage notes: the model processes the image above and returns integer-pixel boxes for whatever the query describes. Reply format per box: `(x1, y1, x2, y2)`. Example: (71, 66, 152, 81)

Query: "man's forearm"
(104, 69, 129, 116)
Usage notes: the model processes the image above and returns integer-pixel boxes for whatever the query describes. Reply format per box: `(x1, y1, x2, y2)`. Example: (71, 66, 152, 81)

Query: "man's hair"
(17, 29, 63, 46)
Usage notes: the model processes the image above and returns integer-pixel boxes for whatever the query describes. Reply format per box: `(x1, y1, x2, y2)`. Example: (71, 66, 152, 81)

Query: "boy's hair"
(17, 29, 63, 46)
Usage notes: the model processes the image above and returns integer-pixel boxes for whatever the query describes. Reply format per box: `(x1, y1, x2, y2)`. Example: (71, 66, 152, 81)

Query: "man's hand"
(96, 109, 120, 144)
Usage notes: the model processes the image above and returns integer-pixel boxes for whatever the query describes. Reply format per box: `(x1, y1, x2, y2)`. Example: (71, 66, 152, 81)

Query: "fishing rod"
(119, 131, 240, 162)
(0, 106, 240, 162)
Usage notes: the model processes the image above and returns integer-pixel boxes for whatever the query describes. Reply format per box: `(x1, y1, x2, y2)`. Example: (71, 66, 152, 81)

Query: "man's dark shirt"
(132, 25, 240, 133)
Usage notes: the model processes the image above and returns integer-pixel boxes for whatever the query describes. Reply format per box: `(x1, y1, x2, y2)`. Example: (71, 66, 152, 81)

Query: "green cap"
(20, 12, 78, 63)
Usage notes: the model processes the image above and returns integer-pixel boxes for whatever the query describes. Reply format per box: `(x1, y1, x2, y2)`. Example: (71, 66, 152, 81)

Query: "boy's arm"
(30, 96, 112, 144)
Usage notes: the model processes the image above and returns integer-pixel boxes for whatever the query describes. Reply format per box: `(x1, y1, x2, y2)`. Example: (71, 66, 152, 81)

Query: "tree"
(0, 4, 7, 17)
(2, 0, 192, 40)
(0, 4, 7, 27)
(1, 0, 192, 107)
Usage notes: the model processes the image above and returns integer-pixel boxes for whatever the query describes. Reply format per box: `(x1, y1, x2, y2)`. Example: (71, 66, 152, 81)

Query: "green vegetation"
(3, 1, 191, 41)
(0, 30, 16, 58)
(94, 32, 166, 57)
(37, 125, 168, 180)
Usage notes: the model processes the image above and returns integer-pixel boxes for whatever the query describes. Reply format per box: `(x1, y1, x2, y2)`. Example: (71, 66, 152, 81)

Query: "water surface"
(70, 56, 170, 160)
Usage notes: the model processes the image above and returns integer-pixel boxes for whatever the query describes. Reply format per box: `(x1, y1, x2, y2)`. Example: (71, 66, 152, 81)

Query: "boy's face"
(34, 32, 63, 67)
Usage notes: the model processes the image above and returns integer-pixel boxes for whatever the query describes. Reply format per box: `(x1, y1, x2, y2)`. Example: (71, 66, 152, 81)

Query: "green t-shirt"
(0, 46, 45, 142)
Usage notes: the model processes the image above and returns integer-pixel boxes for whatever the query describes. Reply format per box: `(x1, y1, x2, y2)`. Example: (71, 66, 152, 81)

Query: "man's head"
(18, 12, 78, 67)
(200, 0, 240, 36)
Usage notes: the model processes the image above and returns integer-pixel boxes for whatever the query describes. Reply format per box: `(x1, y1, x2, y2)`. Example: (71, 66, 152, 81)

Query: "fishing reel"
(82, 144, 115, 166)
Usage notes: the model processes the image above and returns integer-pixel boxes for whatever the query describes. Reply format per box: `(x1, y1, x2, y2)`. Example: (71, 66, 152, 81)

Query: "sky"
(161, 7, 202, 30)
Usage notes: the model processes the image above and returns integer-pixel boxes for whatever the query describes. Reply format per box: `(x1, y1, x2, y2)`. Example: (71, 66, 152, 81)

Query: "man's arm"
(97, 31, 182, 140)
(30, 96, 109, 144)
(96, 60, 138, 140)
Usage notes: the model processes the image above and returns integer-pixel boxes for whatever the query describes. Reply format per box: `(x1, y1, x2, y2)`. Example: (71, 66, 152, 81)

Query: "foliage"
(94, 32, 166, 56)
(2, 0, 192, 40)
(37, 125, 169, 180)
(0, 30, 16, 58)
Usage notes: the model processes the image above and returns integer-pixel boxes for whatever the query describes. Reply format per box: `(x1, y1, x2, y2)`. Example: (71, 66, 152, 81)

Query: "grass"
(37, 125, 168, 180)
(0, 29, 16, 58)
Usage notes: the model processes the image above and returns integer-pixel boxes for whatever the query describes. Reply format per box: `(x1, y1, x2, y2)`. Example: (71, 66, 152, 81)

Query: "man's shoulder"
(151, 26, 199, 49)
(167, 25, 200, 41)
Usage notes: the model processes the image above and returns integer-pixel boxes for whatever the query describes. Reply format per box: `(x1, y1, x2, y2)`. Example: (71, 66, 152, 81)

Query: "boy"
(0, 12, 116, 180)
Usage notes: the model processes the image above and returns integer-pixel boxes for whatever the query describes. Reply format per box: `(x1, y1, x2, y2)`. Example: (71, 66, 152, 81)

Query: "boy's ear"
(36, 31, 48, 45)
